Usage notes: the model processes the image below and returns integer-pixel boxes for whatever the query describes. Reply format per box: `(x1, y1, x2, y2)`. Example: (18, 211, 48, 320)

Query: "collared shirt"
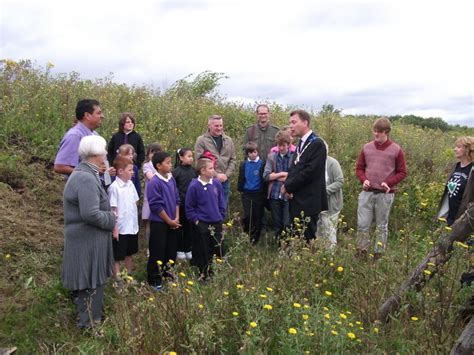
(197, 176, 213, 186)
(54, 121, 98, 168)
(298, 130, 314, 152)
(155, 172, 173, 182)
(108, 176, 139, 234)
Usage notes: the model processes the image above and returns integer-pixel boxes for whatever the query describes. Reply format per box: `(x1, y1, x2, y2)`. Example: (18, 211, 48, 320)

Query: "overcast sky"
(1, 0, 473, 125)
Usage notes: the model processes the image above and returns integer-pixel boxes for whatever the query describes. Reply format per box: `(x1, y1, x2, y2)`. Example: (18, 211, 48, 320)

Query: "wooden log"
(377, 203, 474, 323)
(450, 317, 474, 355)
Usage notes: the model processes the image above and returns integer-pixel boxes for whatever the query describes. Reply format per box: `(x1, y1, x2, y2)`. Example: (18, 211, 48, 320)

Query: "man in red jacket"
(355, 117, 407, 256)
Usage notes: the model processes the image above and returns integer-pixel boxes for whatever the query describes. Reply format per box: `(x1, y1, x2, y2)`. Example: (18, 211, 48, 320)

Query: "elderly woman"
(107, 112, 145, 169)
(437, 136, 473, 226)
(61, 135, 116, 328)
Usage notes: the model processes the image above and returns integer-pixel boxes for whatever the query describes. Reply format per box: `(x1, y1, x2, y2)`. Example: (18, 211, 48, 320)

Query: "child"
(263, 131, 293, 240)
(108, 156, 139, 284)
(237, 142, 266, 244)
(186, 158, 226, 280)
(117, 144, 141, 197)
(172, 148, 197, 260)
(142, 143, 162, 242)
(146, 151, 181, 291)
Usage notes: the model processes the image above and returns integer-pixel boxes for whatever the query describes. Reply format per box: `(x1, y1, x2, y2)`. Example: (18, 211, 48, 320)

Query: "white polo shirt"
(108, 177, 139, 235)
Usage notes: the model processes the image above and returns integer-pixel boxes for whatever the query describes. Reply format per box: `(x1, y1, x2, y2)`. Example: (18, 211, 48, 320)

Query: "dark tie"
(297, 139, 304, 153)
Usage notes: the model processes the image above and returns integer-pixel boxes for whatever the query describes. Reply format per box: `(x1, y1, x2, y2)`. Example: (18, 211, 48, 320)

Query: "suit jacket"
(285, 132, 328, 217)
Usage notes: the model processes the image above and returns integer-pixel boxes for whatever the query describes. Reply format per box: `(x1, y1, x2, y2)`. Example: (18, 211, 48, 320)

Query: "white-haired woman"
(61, 135, 116, 328)
(438, 136, 474, 226)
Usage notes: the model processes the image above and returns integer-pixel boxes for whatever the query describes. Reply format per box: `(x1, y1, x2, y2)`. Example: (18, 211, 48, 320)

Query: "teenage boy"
(355, 117, 407, 256)
(238, 142, 266, 244)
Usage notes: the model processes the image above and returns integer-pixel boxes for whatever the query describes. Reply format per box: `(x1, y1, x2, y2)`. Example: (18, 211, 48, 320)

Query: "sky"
(1, 0, 473, 126)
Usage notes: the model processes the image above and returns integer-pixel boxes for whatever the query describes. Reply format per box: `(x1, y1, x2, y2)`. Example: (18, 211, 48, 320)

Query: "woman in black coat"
(107, 112, 145, 168)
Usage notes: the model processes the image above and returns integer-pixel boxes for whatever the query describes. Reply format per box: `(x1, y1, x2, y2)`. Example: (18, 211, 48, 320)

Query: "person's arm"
(77, 174, 116, 230)
(194, 136, 205, 160)
(327, 159, 344, 195)
(384, 148, 407, 188)
(136, 133, 146, 168)
(218, 182, 227, 220)
(111, 207, 119, 240)
(355, 149, 368, 185)
(53, 164, 74, 175)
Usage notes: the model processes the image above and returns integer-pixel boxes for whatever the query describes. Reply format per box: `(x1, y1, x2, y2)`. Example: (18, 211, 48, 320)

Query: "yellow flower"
(293, 303, 301, 308)
(339, 313, 347, 319)
(179, 272, 186, 277)
(302, 314, 309, 320)
(223, 291, 229, 296)
(427, 262, 435, 267)
(273, 270, 279, 276)
(329, 262, 334, 267)
(250, 321, 257, 328)
(263, 304, 273, 310)
(168, 259, 174, 265)
(148, 297, 154, 302)
(377, 241, 383, 247)
(438, 217, 447, 222)
(324, 313, 330, 319)
(455, 241, 469, 249)
(303, 304, 310, 309)
(410, 316, 419, 321)
(245, 330, 251, 335)
(266, 287, 273, 292)
(331, 330, 338, 336)
(198, 304, 204, 309)
(187, 280, 194, 286)
(5, 254, 11, 260)
(260, 294, 267, 299)
(314, 283, 320, 288)
(445, 226, 452, 231)
(169, 352, 177, 355)
(184, 288, 191, 293)
(355, 321, 362, 325)
(232, 311, 239, 316)
(236, 284, 244, 289)
(323, 306, 329, 311)
(374, 327, 379, 334)
(216, 258, 223, 263)
(347, 332, 356, 339)
(157, 260, 163, 266)
(337, 266, 344, 272)
(288, 327, 297, 335)
(226, 221, 233, 227)
(424, 270, 431, 276)
(324, 291, 332, 297)
(171, 282, 178, 287)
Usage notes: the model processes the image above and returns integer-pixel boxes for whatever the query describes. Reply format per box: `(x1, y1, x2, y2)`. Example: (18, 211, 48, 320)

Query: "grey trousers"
(75, 284, 105, 328)
(356, 191, 394, 253)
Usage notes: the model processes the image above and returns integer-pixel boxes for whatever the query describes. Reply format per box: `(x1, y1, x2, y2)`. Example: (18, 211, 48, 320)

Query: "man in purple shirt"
(54, 99, 104, 176)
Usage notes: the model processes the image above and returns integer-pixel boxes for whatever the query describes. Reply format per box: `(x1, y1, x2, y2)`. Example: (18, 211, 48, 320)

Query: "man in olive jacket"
(243, 104, 280, 158)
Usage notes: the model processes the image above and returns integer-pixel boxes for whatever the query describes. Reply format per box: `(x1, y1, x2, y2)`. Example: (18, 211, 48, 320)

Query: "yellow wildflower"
(324, 313, 330, 319)
(337, 266, 344, 272)
(288, 328, 297, 335)
(339, 313, 347, 319)
(157, 260, 163, 266)
(245, 330, 251, 335)
(216, 258, 223, 263)
(5, 254, 11, 260)
(329, 262, 334, 267)
(374, 327, 379, 334)
(377, 241, 383, 247)
(304, 304, 310, 309)
(260, 294, 267, 299)
(184, 288, 191, 293)
(168, 259, 174, 265)
(263, 304, 273, 310)
(169, 352, 177, 355)
(223, 291, 229, 296)
(445, 226, 452, 231)
(424, 270, 431, 276)
(347, 332, 356, 339)
(324, 290, 332, 297)
(302, 314, 309, 320)
(171, 282, 178, 287)
(148, 297, 154, 302)
(293, 303, 301, 308)
(355, 321, 362, 325)
(266, 287, 273, 292)
(438, 217, 447, 222)
(226, 221, 233, 227)
(198, 304, 204, 309)
(187, 280, 194, 286)
(455, 241, 469, 249)
(331, 330, 338, 336)
(232, 311, 239, 316)
(236, 284, 244, 289)
(250, 321, 257, 328)
(179, 272, 186, 277)
(410, 316, 419, 321)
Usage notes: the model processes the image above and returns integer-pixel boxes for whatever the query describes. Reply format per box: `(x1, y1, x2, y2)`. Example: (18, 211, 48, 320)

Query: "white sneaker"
(185, 252, 192, 260)
(176, 251, 186, 260)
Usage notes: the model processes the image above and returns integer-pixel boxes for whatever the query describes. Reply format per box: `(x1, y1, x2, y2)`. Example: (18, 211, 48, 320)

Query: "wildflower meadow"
(0, 60, 473, 353)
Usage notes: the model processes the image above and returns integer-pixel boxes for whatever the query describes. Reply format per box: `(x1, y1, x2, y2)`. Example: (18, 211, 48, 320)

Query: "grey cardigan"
(61, 162, 116, 291)
(326, 156, 344, 214)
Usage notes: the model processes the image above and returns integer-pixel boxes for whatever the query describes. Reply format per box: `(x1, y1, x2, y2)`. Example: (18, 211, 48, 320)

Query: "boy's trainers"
(152, 284, 163, 292)
(185, 252, 192, 260)
(176, 251, 186, 260)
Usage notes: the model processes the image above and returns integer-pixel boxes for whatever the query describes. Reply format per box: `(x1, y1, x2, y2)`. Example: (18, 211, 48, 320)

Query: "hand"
(381, 182, 390, 193)
(216, 173, 228, 183)
(280, 185, 287, 195)
(169, 219, 181, 229)
(363, 180, 371, 190)
(113, 226, 119, 240)
(277, 172, 288, 182)
(108, 167, 116, 177)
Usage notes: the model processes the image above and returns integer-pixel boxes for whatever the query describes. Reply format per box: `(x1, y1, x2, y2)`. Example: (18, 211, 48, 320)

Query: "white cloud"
(1, 0, 473, 125)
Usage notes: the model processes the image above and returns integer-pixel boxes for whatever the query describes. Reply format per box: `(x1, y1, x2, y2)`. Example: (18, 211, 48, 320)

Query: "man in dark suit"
(281, 109, 328, 241)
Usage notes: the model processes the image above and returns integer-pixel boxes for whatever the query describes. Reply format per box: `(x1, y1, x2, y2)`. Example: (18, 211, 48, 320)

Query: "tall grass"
(0, 59, 472, 353)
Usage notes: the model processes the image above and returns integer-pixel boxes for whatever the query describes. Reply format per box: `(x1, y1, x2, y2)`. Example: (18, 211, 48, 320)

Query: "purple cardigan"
(147, 173, 180, 223)
(185, 178, 226, 223)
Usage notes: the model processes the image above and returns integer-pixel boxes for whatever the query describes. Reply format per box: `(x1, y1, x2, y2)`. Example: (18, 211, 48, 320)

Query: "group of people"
(54, 99, 473, 329)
